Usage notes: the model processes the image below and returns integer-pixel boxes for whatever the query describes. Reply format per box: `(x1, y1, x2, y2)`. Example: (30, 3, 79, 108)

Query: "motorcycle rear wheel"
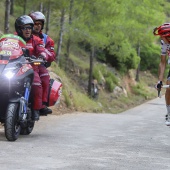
(5, 103, 20, 141)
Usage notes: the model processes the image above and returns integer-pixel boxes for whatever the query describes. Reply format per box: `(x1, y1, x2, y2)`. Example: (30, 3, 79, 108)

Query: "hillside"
(49, 55, 160, 115)
(0, 0, 163, 116)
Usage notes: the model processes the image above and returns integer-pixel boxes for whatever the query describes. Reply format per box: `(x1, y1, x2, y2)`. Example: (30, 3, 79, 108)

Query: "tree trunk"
(65, 0, 74, 71)
(45, 0, 51, 34)
(10, 0, 14, 15)
(39, 2, 43, 12)
(4, 0, 11, 34)
(56, 9, 65, 64)
(135, 42, 140, 82)
(23, 0, 27, 14)
(88, 47, 95, 96)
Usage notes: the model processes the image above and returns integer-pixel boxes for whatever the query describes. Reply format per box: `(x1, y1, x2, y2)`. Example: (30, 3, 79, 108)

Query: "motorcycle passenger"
(29, 11, 56, 116)
(15, 15, 49, 121)
(154, 23, 170, 126)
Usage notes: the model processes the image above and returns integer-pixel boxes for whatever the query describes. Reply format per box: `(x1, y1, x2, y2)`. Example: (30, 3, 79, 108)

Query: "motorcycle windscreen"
(0, 34, 26, 60)
(47, 79, 62, 107)
(0, 64, 6, 73)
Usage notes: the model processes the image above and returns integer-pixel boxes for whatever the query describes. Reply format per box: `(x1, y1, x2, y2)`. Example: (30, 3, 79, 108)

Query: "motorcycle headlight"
(3, 63, 18, 79)
(4, 71, 15, 79)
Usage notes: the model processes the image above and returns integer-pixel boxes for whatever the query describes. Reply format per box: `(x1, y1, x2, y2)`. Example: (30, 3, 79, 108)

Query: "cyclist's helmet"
(15, 15, 34, 36)
(153, 23, 170, 37)
(29, 11, 46, 30)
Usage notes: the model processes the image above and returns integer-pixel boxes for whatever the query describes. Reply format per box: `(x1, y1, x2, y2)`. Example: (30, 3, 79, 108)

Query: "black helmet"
(29, 11, 46, 30)
(15, 15, 34, 36)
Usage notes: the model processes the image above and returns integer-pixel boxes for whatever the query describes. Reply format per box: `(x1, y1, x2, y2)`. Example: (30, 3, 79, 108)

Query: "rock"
(113, 86, 127, 97)
(49, 71, 62, 82)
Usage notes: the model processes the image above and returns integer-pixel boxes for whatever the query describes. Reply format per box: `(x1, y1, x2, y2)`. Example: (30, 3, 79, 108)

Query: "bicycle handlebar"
(158, 85, 170, 98)
(162, 85, 170, 88)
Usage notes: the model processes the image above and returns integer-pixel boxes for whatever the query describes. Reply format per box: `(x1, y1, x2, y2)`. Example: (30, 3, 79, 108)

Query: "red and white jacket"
(34, 32, 56, 62)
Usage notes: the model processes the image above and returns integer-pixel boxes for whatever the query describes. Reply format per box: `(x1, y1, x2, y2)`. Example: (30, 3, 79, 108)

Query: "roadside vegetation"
(1, 0, 170, 114)
(51, 48, 158, 114)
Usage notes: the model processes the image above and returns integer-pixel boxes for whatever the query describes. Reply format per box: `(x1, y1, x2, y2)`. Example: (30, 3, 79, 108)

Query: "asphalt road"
(0, 96, 170, 170)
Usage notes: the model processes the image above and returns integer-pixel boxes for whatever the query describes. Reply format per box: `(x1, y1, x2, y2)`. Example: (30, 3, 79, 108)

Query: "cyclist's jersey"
(161, 40, 170, 56)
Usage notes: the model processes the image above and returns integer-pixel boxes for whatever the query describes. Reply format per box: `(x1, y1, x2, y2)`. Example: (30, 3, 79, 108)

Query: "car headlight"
(4, 71, 15, 79)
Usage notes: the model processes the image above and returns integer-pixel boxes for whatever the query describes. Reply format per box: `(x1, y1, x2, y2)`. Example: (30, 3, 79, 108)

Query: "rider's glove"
(39, 52, 47, 61)
(38, 55, 46, 60)
(156, 81, 163, 89)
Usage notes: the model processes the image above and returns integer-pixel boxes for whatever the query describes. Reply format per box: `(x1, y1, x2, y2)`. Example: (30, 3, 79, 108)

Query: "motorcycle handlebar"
(24, 55, 45, 64)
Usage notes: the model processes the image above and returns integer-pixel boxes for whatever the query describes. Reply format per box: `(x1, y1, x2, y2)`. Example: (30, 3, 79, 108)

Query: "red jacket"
(14, 32, 48, 59)
(35, 32, 56, 62)
(25, 35, 48, 59)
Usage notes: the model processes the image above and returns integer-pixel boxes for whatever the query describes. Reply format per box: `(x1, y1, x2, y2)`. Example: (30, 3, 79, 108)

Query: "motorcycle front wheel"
(5, 103, 21, 141)
(20, 120, 35, 135)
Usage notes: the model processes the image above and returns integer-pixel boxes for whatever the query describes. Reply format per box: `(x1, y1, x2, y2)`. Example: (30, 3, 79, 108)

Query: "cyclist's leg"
(165, 76, 170, 125)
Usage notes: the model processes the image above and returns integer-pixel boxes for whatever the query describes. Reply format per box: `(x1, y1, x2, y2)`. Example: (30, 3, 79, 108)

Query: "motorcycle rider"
(154, 23, 170, 126)
(29, 11, 56, 116)
(15, 15, 50, 121)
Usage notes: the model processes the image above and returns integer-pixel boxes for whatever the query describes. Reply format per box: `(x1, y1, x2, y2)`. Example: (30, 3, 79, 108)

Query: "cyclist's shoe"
(165, 114, 170, 126)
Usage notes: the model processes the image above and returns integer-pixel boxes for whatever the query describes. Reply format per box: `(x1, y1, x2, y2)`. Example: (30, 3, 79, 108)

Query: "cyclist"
(29, 11, 56, 116)
(153, 23, 170, 126)
(15, 15, 49, 120)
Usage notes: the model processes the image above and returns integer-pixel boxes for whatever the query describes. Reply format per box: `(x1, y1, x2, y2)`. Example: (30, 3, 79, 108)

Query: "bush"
(105, 40, 140, 72)
(96, 49, 106, 62)
(63, 89, 72, 107)
(140, 43, 160, 75)
(131, 82, 154, 99)
(105, 77, 115, 92)
(105, 72, 118, 85)
(93, 64, 106, 83)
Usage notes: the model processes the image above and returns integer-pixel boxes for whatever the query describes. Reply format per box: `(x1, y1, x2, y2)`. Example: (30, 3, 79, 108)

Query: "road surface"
(0, 97, 170, 170)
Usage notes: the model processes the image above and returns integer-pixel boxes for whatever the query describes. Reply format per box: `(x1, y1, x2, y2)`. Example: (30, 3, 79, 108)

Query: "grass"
(0, 0, 159, 115)
(51, 50, 159, 115)
(51, 62, 102, 113)
(69, 54, 89, 70)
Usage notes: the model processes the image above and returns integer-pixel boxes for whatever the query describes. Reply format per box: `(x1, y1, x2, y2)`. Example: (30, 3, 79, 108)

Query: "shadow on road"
(146, 102, 164, 105)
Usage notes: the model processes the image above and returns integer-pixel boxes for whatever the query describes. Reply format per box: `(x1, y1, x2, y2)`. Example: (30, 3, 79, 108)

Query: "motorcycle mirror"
(22, 48, 30, 57)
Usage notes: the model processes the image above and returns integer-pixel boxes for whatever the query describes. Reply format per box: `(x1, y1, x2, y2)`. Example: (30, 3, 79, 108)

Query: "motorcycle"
(0, 34, 62, 141)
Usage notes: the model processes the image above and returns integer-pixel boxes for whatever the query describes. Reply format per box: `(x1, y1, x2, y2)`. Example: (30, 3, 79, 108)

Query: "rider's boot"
(39, 107, 52, 116)
(165, 105, 170, 126)
(32, 110, 40, 121)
